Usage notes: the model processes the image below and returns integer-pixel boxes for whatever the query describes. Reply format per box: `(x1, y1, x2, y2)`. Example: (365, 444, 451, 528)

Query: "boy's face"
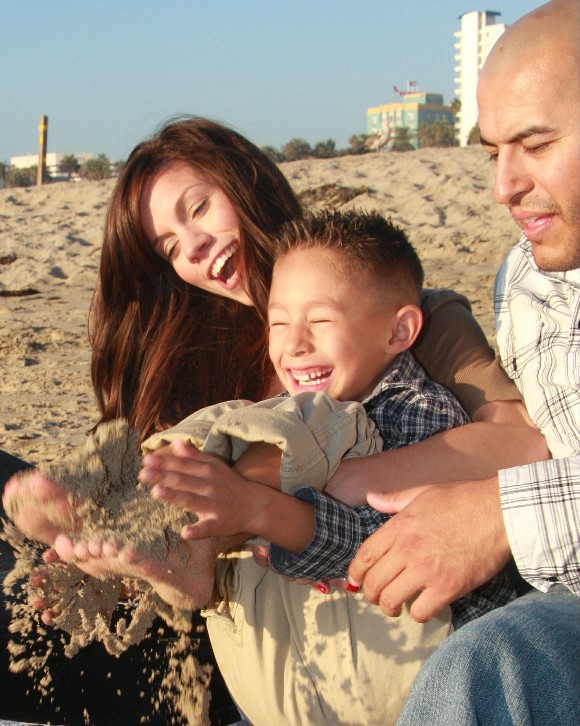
(268, 248, 396, 402)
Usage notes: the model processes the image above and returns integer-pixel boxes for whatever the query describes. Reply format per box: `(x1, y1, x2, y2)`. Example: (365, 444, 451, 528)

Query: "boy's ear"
(386, 304, 423, 353)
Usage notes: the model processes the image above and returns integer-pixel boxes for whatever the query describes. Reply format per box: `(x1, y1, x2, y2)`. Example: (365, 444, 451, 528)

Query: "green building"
(367, 90, 455, 149)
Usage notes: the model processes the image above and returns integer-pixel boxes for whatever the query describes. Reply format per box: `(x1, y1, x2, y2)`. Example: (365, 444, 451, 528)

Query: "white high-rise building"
(454, 10, 507, 146)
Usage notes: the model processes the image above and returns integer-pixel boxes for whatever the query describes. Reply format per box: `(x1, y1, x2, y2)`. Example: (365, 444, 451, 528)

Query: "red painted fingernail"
(316, 583, 329, 595)
(345, 584, 360, 593)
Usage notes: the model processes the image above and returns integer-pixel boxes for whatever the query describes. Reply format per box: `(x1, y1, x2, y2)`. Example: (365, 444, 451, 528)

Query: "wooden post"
(37, 115, 48, 186)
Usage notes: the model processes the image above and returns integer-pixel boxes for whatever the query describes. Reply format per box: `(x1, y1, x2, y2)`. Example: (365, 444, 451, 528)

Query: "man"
(348, 1, 580, 723)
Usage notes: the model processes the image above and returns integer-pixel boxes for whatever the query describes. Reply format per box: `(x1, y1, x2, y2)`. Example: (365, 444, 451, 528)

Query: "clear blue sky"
(1, 0, 540, 163)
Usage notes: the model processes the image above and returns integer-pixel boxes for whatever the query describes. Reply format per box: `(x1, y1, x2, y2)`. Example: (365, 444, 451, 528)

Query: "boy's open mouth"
(290, 368, 333, 386)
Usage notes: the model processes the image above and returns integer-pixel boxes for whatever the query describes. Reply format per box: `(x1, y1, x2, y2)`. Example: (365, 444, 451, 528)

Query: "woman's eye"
(164, 238, 179, 260)
(190, 198, 209, 219)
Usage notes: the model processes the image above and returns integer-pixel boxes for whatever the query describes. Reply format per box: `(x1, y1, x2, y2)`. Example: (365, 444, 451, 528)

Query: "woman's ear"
(386, 304, 423, 353)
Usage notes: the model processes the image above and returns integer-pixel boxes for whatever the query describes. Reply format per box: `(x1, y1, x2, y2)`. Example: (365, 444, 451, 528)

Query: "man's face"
(478, 53, 580, 271)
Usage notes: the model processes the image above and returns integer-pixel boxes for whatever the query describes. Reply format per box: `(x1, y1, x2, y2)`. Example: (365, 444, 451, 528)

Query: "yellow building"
(367, 90, 454, 149)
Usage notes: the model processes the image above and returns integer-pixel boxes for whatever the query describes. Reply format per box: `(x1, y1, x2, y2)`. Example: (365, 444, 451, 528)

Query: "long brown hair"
(90, 117, 302, 438)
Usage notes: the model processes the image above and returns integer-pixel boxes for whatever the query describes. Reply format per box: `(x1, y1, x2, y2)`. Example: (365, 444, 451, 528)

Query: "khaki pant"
(144, 392, 452, 725)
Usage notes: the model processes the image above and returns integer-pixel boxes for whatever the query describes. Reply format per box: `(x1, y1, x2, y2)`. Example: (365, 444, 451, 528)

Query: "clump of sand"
(2, 419, 211, 725)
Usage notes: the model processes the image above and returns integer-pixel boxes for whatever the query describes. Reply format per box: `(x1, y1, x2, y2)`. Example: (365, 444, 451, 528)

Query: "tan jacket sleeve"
(143, 392, 383, 495)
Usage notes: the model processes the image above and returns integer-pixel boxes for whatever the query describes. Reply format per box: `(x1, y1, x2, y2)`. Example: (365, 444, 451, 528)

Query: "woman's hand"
(2, 470, 79, 546)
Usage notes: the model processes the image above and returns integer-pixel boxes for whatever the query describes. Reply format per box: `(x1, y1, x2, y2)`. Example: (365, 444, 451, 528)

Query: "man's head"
(268, 210, 423, 401)
(477, 0, 579, 271)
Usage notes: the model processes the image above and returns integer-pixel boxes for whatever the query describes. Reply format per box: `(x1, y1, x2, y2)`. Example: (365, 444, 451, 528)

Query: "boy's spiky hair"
(273, 209, 424, 302)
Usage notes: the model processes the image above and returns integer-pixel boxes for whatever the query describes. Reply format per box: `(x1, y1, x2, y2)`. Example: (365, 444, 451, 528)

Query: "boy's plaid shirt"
(270, 350, 517, 626)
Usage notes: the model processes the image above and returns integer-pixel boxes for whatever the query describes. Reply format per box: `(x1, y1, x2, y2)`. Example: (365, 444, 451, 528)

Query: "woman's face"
(140, 161, 252, 305)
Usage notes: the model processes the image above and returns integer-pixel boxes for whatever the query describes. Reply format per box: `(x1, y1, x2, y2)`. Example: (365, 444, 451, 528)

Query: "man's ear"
(386, 304, 423, 354)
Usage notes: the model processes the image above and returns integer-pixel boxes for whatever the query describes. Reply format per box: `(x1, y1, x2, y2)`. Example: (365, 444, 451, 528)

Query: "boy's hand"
(140, 440, 261, 539)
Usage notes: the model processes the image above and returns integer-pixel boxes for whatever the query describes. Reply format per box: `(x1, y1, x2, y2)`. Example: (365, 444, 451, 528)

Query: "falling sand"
(2, 420, 212, 725)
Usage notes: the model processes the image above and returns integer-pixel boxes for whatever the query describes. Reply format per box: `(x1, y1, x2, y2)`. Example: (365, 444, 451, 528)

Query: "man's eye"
(526, 142, 550, 155)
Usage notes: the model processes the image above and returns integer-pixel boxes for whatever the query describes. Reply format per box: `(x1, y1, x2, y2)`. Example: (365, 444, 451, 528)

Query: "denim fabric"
(397, 586, 580, 726)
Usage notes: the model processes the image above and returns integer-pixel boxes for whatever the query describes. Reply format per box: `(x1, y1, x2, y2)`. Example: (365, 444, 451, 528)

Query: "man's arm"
(347, 477, 512, 621)
(348, 456, 580, 622)
(326, 399, 549, 505)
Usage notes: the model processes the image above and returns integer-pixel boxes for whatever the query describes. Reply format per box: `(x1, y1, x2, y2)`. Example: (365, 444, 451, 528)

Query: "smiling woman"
(141, 162, 250, 303)
(91, 117, 302, 439)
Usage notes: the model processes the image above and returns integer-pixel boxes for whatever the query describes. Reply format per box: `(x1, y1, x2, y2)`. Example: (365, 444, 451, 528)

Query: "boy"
(144, 210, 514, 627)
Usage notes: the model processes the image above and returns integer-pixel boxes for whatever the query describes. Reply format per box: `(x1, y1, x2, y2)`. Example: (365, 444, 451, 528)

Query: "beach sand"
(0, 145, 514, 467)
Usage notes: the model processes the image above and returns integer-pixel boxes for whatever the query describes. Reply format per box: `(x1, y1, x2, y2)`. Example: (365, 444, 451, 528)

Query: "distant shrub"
(80, 154, 111, 180)
(5, 166, 38, 188)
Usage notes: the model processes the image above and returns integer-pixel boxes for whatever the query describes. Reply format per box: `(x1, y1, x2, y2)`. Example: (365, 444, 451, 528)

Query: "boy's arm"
(142, 440, 317, 551)
(269, 489, 388, 581)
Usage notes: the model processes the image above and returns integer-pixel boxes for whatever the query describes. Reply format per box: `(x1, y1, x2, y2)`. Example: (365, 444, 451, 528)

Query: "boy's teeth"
(292, 368, 332, 384)
(210, 245, 235, 279)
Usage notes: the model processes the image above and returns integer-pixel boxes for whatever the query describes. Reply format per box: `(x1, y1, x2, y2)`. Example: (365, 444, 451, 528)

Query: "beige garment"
(144, 392, 452, 726)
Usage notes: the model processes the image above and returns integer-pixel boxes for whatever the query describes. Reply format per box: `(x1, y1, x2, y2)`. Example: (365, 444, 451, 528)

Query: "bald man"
(348, 1, 580, 723)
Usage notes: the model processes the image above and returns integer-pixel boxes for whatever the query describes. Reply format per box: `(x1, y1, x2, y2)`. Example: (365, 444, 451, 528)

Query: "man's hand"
(348, 477, 512, 622)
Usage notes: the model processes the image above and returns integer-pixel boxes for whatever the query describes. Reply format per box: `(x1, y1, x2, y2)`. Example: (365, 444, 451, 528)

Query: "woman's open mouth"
(210, 242, 239, 285)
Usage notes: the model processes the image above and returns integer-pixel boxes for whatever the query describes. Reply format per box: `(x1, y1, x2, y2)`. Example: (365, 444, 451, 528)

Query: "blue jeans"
(397, 586, 580, 726)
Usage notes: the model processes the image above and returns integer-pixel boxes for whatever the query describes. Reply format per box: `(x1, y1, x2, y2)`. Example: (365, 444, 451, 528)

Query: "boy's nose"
(284, 324, 312, 357)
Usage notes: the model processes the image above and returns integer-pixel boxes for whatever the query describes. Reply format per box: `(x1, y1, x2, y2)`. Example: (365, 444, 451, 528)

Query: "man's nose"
(493, 148, 533, 205)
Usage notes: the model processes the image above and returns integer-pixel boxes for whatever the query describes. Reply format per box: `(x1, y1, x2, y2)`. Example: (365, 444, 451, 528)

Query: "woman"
(1, 117, 546, 724)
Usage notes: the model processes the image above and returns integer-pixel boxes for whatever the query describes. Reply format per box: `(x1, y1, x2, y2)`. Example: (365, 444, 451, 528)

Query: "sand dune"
(0, 146, 516, 466)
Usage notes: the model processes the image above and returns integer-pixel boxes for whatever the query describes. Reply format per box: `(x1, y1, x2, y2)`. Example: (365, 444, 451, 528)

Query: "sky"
(1, 0, 541, 164)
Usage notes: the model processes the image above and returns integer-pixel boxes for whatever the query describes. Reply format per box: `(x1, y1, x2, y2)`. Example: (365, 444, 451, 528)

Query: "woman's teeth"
(292, 369, 332, 385)
(210, 244, 236, 281)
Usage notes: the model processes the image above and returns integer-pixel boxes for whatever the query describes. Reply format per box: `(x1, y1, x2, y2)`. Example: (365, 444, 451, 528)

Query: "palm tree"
(58, 154, 80, 180)
(391, 127, 415, 152)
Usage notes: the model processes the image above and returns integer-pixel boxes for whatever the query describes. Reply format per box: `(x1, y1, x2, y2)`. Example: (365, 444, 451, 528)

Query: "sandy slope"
(0, 146, 516, 465)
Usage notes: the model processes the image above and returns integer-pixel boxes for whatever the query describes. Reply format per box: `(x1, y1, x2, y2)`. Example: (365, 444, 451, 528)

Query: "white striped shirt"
(494, 237, 580, 594)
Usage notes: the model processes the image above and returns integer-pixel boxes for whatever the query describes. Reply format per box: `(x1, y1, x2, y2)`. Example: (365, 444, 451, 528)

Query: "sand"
(0, 145, 516, 468)
(2, 419, 210, 724)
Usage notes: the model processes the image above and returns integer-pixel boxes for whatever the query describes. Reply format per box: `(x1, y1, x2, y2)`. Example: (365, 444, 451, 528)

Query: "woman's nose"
(181, 228, 212, 262)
